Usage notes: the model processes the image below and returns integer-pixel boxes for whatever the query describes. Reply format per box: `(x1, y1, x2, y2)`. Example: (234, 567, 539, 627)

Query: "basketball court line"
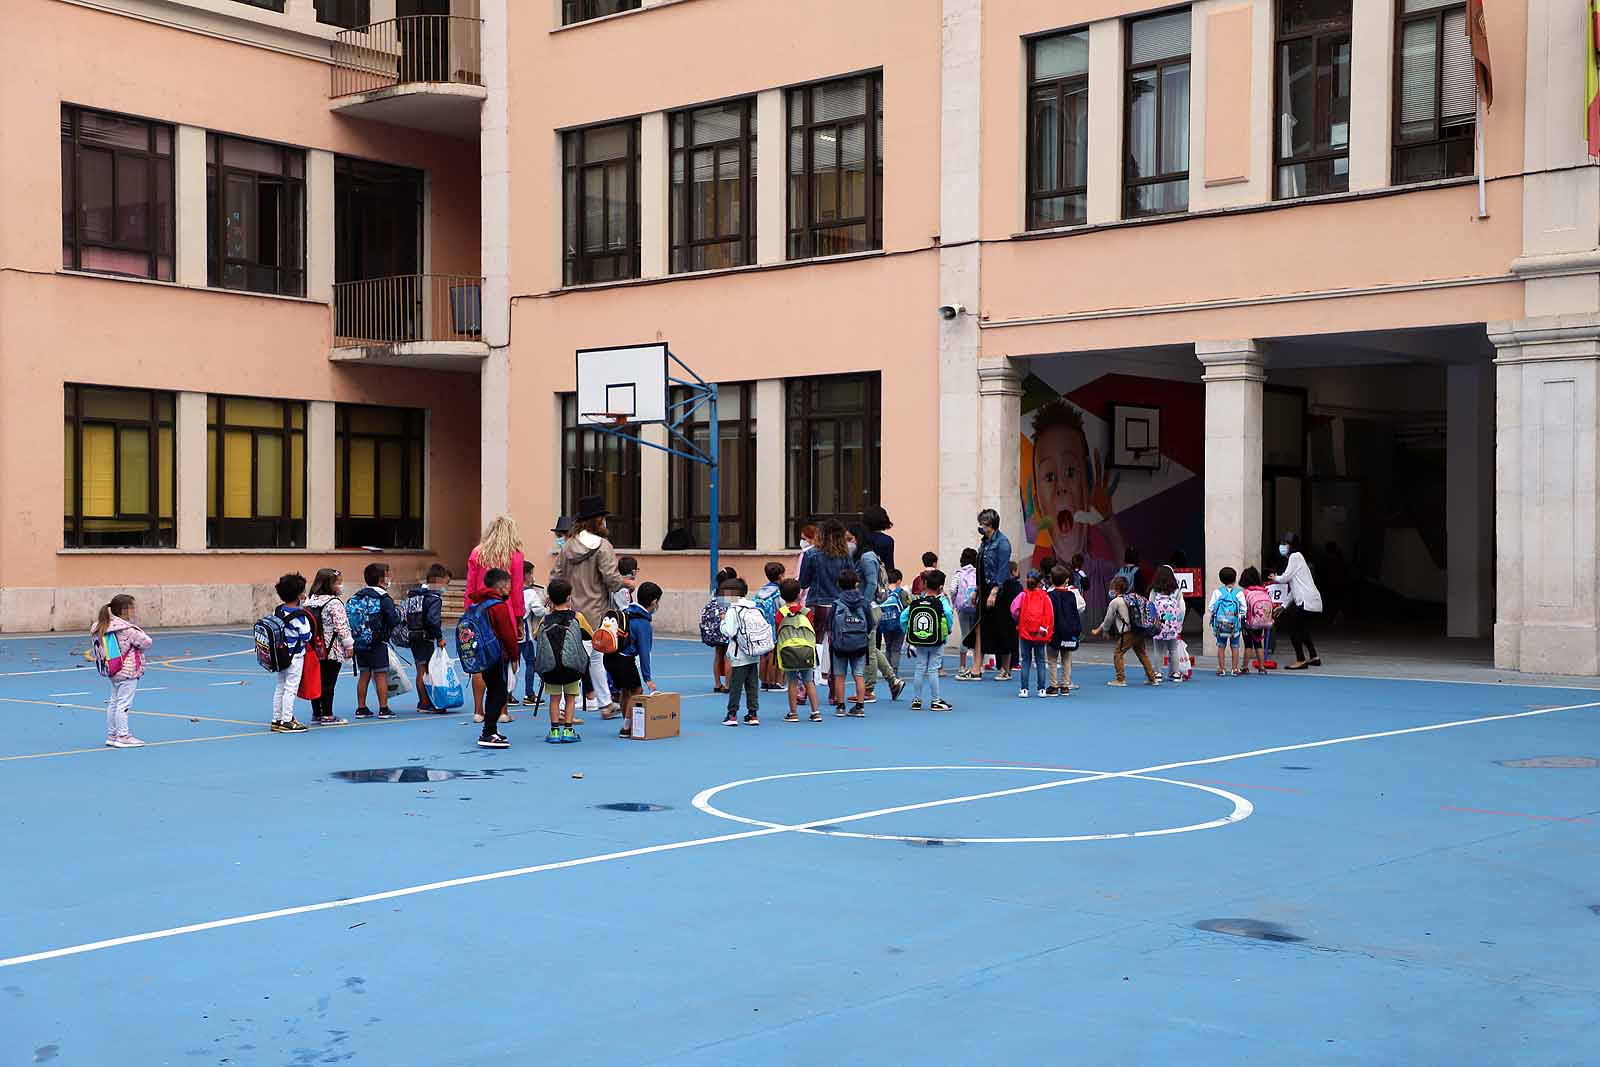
(3, 697, 1596, 970)
(0, 696, 259, 727)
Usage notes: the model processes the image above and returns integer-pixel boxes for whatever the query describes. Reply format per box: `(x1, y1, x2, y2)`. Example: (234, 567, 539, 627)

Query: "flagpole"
(1476, 92, 1487, 219)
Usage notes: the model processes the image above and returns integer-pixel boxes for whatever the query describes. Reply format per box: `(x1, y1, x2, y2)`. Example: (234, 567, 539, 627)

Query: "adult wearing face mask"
(551, 497, 627, 714)
(1268, 532, 1323, 670)
(551, 515, 572, 552)
(959, 509, 1013, 682)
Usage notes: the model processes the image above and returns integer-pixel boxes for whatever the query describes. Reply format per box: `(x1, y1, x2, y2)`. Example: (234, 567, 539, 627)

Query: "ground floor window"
(63, 384, 175, 548)
(561, 394, 642, 549)
(208, 396, 306, 549)
(336, 405, 424, 549)
(668, 382, 755, 549)
(785, 373, 880, 546)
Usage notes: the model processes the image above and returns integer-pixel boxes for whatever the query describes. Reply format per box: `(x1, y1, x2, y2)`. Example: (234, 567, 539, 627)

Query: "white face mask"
(1278, 543, 1290, 558)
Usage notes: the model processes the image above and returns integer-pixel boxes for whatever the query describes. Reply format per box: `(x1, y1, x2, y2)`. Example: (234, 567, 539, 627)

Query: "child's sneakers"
(834, 704, 848, 717)
(846, 702, 866, 718)
(355, 707, 375, 718)
(743, 712, 760, 727)
(783, 710, 800, 723)
(545, 726, 564, 744)
(808, 710, 824, 722)
(1018, 688, 1030, 698)
(477, 734, 510, 749)
(271, 719, 308, 733)
(722, 712, 739, 727)
(929, 699, 954, 712)
(377, 706, 395, 718)
(909, 699, 923, 711)
(560, 725, 581, 743)
(1106, 679, 1128, 687)
(105, 735, 146, 748)
(889, 679, 906, 701)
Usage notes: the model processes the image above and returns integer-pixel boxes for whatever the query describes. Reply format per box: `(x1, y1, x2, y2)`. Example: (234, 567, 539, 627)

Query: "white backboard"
(576, 343, 669, 426)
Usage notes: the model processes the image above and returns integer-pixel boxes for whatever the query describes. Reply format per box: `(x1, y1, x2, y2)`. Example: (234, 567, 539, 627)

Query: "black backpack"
(1048, 588, 1082, 646)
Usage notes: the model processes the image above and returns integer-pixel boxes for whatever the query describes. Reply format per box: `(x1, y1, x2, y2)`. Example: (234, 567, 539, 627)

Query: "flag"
(1468, 0, 1493, 110)
(1589, 0, 1600, 158)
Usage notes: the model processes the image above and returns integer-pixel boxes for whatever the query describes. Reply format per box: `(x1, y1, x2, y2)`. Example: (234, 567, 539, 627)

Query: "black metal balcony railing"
(333, 274, 484, 347)
(331, 15, 483, 98)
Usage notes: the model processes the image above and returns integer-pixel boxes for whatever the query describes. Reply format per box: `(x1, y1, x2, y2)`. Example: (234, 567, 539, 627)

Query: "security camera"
(938, 304, 965, 320)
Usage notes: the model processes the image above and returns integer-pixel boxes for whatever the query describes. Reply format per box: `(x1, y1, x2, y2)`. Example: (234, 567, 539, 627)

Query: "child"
(348, 562, 403, 719)
(612, 581, 660, 737)
(701, 567, 739, 693)
(1011, 571, 1055, 698)
(305, 568, 353, 726)
(754, 562, 786, 691)
(613, 556, 640, 613)
(1045, 566, 1084, 696)
(1149, 565, 1187, 683)
(403, 564, 450, 712)
(90, 594, 152, 748)
(910, 551, 938, 596)
(1240, 566, 1277, 674)
(1207, 565, 1246, 677)
(269, 573, 314, 732)
(953, 547, 981, 679)
(992, 560, 1023, 681)
(901, 570, 955, 711)
(775, 578, 823, 723)
(719, 577, 764, 726)
(877, 569, 909, 675)
(1092, 576, 1157, 687)
(535, 577, 594, 743)
(465, 568, 522, 749)
(519, 560, 550, 706)
(828, 569, 872, 717)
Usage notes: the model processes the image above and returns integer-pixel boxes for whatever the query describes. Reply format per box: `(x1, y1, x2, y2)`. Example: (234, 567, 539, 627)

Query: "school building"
(2, 0, 1597, 674)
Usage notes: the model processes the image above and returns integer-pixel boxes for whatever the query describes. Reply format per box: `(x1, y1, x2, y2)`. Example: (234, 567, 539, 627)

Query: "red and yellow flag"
(1588, 0, 1600, 158)
(1468, 0, 1493, 109)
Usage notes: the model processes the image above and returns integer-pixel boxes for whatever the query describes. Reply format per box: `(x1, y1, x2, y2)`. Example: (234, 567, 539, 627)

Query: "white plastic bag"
(1173, 639, 1193, 680)
(386, 659, 414, 696)
(427, 645, 465, 710)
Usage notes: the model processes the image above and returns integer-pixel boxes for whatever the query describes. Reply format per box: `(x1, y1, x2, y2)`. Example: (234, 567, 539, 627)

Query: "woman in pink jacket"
(467, 515, 526, 720)
(90, 594, 154, 749)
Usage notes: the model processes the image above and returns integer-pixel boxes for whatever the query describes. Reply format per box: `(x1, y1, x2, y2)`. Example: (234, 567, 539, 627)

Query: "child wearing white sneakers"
(90, 594, 152, 748)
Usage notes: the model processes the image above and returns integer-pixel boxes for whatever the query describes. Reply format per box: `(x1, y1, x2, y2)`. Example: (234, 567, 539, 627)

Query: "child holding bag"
(91, 594, 152, 748)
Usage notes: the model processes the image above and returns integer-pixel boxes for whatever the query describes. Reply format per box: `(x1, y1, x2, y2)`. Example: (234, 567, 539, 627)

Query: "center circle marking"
(691, 765, 1254, 844)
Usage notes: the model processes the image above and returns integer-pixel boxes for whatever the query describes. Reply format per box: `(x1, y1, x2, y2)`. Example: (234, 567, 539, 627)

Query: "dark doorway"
(397, 0, 452, 83)
(335, 156, 422, 341)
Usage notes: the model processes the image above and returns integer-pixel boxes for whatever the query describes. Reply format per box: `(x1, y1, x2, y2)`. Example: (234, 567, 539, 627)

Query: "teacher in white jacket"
(1269, 533, 1323, 670)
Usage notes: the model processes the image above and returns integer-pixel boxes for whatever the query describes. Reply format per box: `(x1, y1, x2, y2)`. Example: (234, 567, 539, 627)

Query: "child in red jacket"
(1010, 572, 1055, 699)
(471, 568, 524, 749)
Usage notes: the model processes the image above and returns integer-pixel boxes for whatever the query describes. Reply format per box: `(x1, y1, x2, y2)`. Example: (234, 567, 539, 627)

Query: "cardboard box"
(629, 691, 680, 740)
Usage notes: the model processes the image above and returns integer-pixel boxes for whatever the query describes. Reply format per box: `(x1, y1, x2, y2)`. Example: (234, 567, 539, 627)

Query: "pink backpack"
(1244, 587, 1276, 630)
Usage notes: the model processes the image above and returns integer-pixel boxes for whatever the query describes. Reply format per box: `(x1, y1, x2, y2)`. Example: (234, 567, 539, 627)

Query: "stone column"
(1085, 19, 1124, 225)
(639, 423, 668, 552)
(976, 357, 1025, 557)
(175, 127, 207, 288)
(306, 149, 336, 305)
(754, 378, 785, 548)
(1347, 0, 1396, 192)
(755, 90, 787, 266)
(1489, 314, 1600, 674)
(479, 0, 510, 526)
(639, 112, 669, 279)
(306, 401, 337, 551)
(1446, 361, 1494, 638)
(176, 391, 208, 552)
(1196, 340, 1265, 657)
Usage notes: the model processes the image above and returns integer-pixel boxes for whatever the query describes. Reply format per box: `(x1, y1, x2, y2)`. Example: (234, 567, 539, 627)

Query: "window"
(562, 0, 638, 25)
(563, 122, 640, 285)
(207, 396, 306, 549)
(1275, 0, 1352, 198)
(315, 0, 369, 29)
(63, 385, 175, 548)
(670, 100, 757, 273)
(207, 134, 306, 297)
(336, 405, 424, 549)
(1393, 0, 1475, 184)
(668, 383, 756, 550)
(1027, 30, 1090, 229)
(1124, 10, 1191, 218)
(787, 73, 884, 259)
(232, 0, 285, 10)
(60, 107, 174, 281)
(561, 395, 641, 549)
(785, 374, 880, 546)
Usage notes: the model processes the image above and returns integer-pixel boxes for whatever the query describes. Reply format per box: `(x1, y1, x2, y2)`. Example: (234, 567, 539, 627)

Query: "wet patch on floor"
(1194, 918, 1306, 943)
(1495, 756, 1600, 769)
(906, 838, 964, 848)
(331, 768, 526, 783)
(595, 803, 672, 812)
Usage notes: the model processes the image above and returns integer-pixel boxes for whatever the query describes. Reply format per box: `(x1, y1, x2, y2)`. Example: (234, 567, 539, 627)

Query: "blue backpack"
(877, 588, 906, 635)
(1209, 587, 1244, 638)
(346, 591, 383, 652)
(829, 595, 871, 656)
(753, 585, 784, 629)
(455, 598, 506, 675)
(1122, 592, 1157, 638)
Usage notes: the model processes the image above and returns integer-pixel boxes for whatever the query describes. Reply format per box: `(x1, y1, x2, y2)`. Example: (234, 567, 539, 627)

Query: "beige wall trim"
(1488, 313, 1600, 363)
(640, 423, 669, 550)
(1510, 251, 1600, 279)
(306, 400, 336, 551)
(175, 127, 208, 288)
(1348, 0, 1397, 192)
(176, 391, 208, 553)
(755, 90, 787, 266)
(307, 149, 336, 305)
(640, 112, 670, 279)
(1085, 19, 1124, 226)
(754, 378, 785, 549)
(56, 0, 338, 61)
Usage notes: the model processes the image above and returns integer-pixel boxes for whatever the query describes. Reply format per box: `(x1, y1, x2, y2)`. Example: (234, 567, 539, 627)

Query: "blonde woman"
(467, 515, 526, 722)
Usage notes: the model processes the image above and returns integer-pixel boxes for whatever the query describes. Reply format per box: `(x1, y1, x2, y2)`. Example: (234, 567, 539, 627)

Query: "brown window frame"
(784, 373, 881, 547)
(562, 0, 639, 25)
(60, 105, 175, 282)
(207, 396, 307, 550)
(1391, 1, 1475, 185)
(335, 405, 425, 550)
(786, 73, 884, 260)
(1026, 29, 1090, 230)
(668, 382, 756, 550)
(1123, 10, 1192, 219)
(669, 99, 757, 274)
(63, 384, 176, 549)
(562, 121, 641, 286)
(1273, 1, 1353, 199)
(206, 133, 307, 297)
(561, 394, 642, 549)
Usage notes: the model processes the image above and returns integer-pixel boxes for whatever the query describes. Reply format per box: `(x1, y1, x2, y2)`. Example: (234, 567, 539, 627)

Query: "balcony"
(331, 274, 488, 371)
(329, 15, 485, 138)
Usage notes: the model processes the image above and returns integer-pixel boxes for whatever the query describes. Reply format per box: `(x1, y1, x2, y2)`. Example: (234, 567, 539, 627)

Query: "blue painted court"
(2, 629, 1598, 1064)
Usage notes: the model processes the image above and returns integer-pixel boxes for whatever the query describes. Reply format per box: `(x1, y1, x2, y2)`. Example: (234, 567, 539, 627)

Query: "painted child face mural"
(1030, 400, 1118, 560)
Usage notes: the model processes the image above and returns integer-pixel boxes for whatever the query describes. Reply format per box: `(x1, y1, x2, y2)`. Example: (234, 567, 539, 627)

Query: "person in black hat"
(551, 515, 572, 553)
(550, 496, 627, 716)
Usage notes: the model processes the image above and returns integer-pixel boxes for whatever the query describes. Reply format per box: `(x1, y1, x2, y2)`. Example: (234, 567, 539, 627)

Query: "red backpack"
(1017, 588, 1054, 642)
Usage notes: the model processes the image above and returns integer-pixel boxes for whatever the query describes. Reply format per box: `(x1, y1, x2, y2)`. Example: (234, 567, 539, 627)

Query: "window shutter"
(1398, 20, 1437, 138)
(1129, 11, 1191, 64)
(1440, 9, 1475, 124)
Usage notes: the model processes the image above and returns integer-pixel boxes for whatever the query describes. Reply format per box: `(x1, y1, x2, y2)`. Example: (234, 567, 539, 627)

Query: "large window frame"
(207, 396, 307, 549)
(61, 106, 175, 282)
(1274, 0, 1352, 199)
(786, 73, 884, 260)
(563, 121, 641, 286)
(335, 405, 425, 550)
(206, 133, 307, 298)
(1123, 10, 1192, 219)
(668, 382, 756, 550)
(63, 385, 176, 549)
(562, 0, 639, 25)
(1392, 0, 1475, 185)
(315, 0, 369, 29)
(670, 99, 757, 273)
(1026, 30, 1090, 230)
(784, 374, 881, 547)
(560, 395, 642, 549)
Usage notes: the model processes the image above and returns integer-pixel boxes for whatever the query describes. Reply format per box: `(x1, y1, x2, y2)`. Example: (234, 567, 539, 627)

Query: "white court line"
(3, 697, 1597, 971)
(47, 691, 91, 698)
(0, 666, 93, 678)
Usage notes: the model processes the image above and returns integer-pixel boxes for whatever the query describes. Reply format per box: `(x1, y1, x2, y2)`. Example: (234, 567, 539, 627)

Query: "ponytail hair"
(93, 594, 136, 637)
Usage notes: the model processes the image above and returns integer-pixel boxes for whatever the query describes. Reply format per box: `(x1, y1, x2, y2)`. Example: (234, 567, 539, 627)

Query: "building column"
(1085, 18, 1124, 225)
(1446, 361, 1494, 638)
(1489, 314, 1600, 675)
(639, 111, 669, 279)
(640, 423, 668, 551)
(976, 357, 1025, 557)
(175, 126, 208, 288)
(755, 90, 786, 266)
(306, 401, 336, 551)
(479, 0, 510, 527)
(306, 149, 335, 305)
(1347, 0, 1396, 192)
(754, 378, 785, 548)
(1196, 340, 1265, 657)
(176, 391, 208, 551)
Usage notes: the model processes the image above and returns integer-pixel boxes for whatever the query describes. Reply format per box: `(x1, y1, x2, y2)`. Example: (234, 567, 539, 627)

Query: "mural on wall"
(1020, 364, 1206, 623)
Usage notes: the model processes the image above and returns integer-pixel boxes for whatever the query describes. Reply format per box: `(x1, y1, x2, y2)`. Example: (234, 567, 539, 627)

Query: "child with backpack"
(305, 568, 354, 725)
(1149, 565, 1187, 683)
(613, 556, 639, 613)
(828, 569, 872, 717)
(910, 552, 938, 596)
(1239, 566, 1277, 674)
(90, 594, 152, 748)
(700, 568, 739, 693)
(518, 559, 549, 706)
(901, 570, 955, 711)
(754, 562, 787, 691)
(877, 569, 909, 675)
(1011, 571, 1055, 698)
(775, 578, 823, 723)
(533, 577, 594, 744)
(608, 581, 660, 736)
(347, 562, 403, 719)
(719, 577, 775, 726)
(459, 567, 521, 749)
(262, 573, 314, 732)
(952, 547, 981, 679)
(1045, 567, 1084, 696)
(1092, 575, 1157, 687)
(1207, 566, 1246, 677)
(402, 564, 451, 712)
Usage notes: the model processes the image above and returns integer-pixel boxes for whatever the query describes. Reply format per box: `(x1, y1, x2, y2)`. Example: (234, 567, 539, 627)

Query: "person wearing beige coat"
(550, 495, 629, 714)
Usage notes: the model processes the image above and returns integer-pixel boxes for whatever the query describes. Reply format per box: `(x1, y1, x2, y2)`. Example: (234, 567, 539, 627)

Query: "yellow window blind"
(290, 434, 304, 520)
(119, 427, 150, 515)
(222, 431, 253, 518)
(256, 435, 283, 518)
(348, 438, 376, 517)
(63, 424, 75, 518)
(379, 441, 403, 517)
(81, 425, 116, 518)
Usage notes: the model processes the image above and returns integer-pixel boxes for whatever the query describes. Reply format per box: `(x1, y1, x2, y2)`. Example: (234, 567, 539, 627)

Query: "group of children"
(1092, 564, 1280, 686)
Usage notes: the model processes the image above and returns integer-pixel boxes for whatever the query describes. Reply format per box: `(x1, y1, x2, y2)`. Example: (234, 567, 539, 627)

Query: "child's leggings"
(106, 678, 137, 739)
(1153, 638, 1178, 675)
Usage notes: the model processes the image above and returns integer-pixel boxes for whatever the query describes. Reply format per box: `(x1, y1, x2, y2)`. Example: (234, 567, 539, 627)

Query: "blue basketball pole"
(707, 383, 720, 594)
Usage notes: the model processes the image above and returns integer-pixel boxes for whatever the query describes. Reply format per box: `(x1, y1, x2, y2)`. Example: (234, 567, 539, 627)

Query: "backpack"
(253, 609, 298, 672)
(905, 595, 949, 648)
(753, 585, 784, 629)
(455, 598, 505, 675)
(699, 598, 728, 646)
(1210, 587, 1244, 637)
(829, 596, 871, 656)
(92, 630, 127, 679)
(877, 589, 906, 635)
(1244, 587, 1277, 630)
(346, 590, 384, 652)
(731, 603, 776, 658)
(593, 609, 628, 655)
(1017, 589, 1054, 643)
(860, 550, 888, 601)
(775, 606, 818, 671)
(1048, 588, 1082, 649)
(1153, 593, 1186, 638)
(534, 613, 590, 684)
(1122, 592, 1156, 637)
(953, 567, 978, 613)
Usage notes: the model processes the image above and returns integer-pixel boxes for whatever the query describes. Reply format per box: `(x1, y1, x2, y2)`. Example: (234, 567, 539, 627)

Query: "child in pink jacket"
(90, 594, 154, 748)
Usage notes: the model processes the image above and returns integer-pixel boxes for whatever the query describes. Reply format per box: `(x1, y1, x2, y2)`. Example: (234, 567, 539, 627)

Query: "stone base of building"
(0, 584, 284, 634)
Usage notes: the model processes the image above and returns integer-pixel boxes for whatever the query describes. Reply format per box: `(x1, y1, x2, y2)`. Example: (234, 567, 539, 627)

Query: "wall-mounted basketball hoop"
(575, 342, 722, 591)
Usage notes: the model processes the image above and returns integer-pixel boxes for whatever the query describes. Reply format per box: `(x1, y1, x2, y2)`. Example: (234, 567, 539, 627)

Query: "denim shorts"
(831, 653, 866, 677)
(355, 644, 390, 671)
(785, 670, 814, 685)
(1213, 633, 1242, 648)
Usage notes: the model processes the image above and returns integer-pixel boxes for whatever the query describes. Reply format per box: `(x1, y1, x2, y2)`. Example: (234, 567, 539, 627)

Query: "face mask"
(555, 537, 566, 551)
(1278, 543, 1290, 557)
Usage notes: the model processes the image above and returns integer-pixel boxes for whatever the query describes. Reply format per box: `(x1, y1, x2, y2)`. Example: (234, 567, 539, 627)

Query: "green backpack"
(905, 595, 949, 648)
